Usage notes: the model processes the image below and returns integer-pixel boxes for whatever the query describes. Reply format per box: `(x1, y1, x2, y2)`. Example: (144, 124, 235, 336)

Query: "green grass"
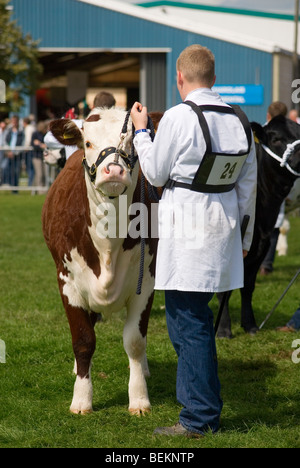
(0, 192, 300, 448)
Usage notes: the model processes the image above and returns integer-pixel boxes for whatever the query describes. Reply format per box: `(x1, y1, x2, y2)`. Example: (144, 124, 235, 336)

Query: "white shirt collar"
(185, 87, 226, 105)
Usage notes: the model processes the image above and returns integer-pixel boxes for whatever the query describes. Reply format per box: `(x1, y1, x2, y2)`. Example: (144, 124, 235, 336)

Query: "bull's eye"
(86, 141, 92, 148)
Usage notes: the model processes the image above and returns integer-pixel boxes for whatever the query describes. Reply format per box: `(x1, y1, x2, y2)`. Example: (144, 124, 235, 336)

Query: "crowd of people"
(0, 114, 48, 192)
(0, 91, 117, 192)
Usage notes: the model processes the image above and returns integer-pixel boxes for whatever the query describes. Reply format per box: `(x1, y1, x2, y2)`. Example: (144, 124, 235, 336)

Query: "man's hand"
(243, 250, 248, 258)
(131, 102, 148, 131)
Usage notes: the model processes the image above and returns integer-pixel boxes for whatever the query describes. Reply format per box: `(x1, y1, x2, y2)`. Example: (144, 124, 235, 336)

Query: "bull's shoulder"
(61, 148, 85, 173)
(43, 149, 85, 205)
(42, 148, 95, 260)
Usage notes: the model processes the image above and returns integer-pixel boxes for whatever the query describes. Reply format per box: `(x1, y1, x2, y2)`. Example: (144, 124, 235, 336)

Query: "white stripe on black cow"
(42, 107, 162, 414)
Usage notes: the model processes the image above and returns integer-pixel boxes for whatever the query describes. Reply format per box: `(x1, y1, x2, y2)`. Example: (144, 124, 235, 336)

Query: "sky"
(118, 0, 297, 15)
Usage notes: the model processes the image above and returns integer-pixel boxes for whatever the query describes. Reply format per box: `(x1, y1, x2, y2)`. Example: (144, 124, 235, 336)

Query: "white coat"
(133, 88, 257, 293)
(44, 119, 83, 159)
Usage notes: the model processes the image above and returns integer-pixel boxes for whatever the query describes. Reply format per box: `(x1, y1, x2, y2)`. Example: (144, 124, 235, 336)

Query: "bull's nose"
(105, 162, 124, 175)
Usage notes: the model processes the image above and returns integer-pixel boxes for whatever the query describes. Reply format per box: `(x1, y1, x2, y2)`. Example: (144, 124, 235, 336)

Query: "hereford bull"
(217, 115, 300, 338)
(42, 107, 161, 415)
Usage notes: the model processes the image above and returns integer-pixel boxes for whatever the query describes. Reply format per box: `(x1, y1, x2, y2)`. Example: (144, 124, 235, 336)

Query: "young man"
(131, 44, 257, 437)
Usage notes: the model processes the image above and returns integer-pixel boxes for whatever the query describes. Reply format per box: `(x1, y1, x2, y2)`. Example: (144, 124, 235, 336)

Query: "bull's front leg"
(123, 292, 154, 415)
(61, 290, 96, 414)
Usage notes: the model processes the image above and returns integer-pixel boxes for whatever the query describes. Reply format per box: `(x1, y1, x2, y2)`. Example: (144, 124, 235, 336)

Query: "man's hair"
(268, 101, 287, 119)
(176, 44, 215, 87)
(93, 91, 116, 108)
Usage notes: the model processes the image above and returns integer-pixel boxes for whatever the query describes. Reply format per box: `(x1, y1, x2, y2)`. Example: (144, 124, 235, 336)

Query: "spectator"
(0, 119, 8, 184)
(266, 101, 287, 122)
(44, 92, 116, 161)
(5, 115, 24, 190)
(31, 121, 47, 194)
(277, 305, 300, 332)
(93, 91, 116, 108)
(289, 109, 300, 124)
(23, 116, 36, 186)
(260, 202, 285, 275)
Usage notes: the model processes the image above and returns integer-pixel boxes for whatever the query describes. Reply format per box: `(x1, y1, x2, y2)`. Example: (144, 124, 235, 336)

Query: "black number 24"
(220, 162, 237, 180)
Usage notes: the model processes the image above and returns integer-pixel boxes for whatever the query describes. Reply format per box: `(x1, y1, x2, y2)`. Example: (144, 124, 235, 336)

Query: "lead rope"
(136, 115, 158, 295)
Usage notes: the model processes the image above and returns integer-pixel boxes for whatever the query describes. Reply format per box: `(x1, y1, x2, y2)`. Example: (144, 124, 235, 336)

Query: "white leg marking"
(127, 356, 151, 415)
(70, 373, 93, 415)
(123, 316, 151, 415)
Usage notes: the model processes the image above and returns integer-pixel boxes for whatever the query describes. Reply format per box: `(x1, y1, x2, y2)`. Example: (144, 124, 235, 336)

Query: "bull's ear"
(49, 119, 84, 148)
(251, 121, 267, 144)
(148, 112, 164, 132)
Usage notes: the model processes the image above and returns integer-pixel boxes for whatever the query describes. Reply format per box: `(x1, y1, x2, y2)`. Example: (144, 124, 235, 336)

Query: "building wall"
(11, 0, 273, 122)
(273, 53, 294, 111)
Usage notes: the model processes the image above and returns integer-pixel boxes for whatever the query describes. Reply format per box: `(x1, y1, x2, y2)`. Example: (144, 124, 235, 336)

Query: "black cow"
(217, 116, 300, 338)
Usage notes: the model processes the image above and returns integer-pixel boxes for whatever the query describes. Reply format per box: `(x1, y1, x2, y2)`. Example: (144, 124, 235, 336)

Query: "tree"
(0, 0, 42, 115)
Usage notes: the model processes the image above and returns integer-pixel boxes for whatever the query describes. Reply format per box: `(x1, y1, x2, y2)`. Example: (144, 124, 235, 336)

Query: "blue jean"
(287, 306, 300, 330)
(261, 228, 280, 272)
(165, 290, 223, 435)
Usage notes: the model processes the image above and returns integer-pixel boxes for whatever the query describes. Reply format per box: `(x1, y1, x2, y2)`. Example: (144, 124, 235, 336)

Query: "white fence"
(0, 146, 57, 193)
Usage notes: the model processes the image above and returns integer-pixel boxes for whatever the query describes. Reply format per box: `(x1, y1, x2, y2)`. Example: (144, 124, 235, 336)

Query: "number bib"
(183, 102, 252, 194)
(193, 153, 249, 191)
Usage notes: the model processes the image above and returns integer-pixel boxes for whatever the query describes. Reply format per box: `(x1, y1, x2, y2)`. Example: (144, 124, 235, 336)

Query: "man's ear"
(49, 119, 84, 148)
(177, 70, 184, 88)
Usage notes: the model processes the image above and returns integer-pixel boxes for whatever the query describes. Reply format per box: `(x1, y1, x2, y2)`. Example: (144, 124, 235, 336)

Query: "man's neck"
(180, 85, 211, 101)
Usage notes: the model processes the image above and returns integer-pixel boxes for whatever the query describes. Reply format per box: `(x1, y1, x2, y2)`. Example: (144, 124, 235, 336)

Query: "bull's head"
(50, 108, 135, 198)
(251, 116, 300, 178)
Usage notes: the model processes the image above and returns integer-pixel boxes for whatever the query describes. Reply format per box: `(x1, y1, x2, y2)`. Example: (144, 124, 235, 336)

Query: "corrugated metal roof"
(10, 0, 274, 121)
(77, 0, 299, 54)
(145, 4, 300, 54)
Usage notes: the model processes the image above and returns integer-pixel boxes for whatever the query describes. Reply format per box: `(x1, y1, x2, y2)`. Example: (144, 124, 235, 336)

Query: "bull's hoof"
(245, 326, 259, 335)
(217, 328, 233, 339)
(129, 407, 151, 416)
(70, 407, 93, 415)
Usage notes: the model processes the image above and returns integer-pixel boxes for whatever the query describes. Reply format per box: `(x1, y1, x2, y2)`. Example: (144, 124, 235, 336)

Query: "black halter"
(82, 110, 138, 183)
(82, 147, 132, 183)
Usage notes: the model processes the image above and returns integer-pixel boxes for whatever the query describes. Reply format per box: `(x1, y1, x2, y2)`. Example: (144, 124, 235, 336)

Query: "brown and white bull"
(42, 107, 161, 415)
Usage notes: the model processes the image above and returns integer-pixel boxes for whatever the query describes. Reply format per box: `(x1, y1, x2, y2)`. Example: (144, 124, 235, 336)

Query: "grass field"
(0, 192, 300, 449)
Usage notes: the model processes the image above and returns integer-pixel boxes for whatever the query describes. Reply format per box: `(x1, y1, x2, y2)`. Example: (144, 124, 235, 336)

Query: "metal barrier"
(0, 146, 57, 193)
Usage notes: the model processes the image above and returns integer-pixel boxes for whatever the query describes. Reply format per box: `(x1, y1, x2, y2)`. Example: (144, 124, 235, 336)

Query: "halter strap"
(261, 140, 300, 177)
(82, 147, 131, 183)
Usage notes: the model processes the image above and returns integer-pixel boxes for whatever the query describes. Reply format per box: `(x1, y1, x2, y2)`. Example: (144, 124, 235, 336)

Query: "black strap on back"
(166, 101, 252, 193)
(231, 105, 252, 150)
(184, 101, 252, 153)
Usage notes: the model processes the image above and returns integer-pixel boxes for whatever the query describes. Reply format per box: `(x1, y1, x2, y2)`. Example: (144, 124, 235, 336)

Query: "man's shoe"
(153, 422, 203, 439)
(276, 325, 295, 332)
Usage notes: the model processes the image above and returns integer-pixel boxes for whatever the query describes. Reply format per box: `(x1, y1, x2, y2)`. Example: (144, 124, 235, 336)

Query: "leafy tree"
(0, 0, 42, 115)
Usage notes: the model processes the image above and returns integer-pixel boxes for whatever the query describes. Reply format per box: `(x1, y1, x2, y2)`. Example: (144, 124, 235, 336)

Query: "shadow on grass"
(219, 357, 300, 431)
(91, 352, 300, 435)
(92, 359, 177, 413)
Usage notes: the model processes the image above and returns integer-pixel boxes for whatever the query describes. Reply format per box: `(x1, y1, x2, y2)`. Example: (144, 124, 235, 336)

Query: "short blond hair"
(177, 44, 215, 87)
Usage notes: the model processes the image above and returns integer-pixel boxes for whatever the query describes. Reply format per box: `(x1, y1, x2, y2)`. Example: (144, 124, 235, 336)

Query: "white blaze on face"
(83, 108, 133, 197)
